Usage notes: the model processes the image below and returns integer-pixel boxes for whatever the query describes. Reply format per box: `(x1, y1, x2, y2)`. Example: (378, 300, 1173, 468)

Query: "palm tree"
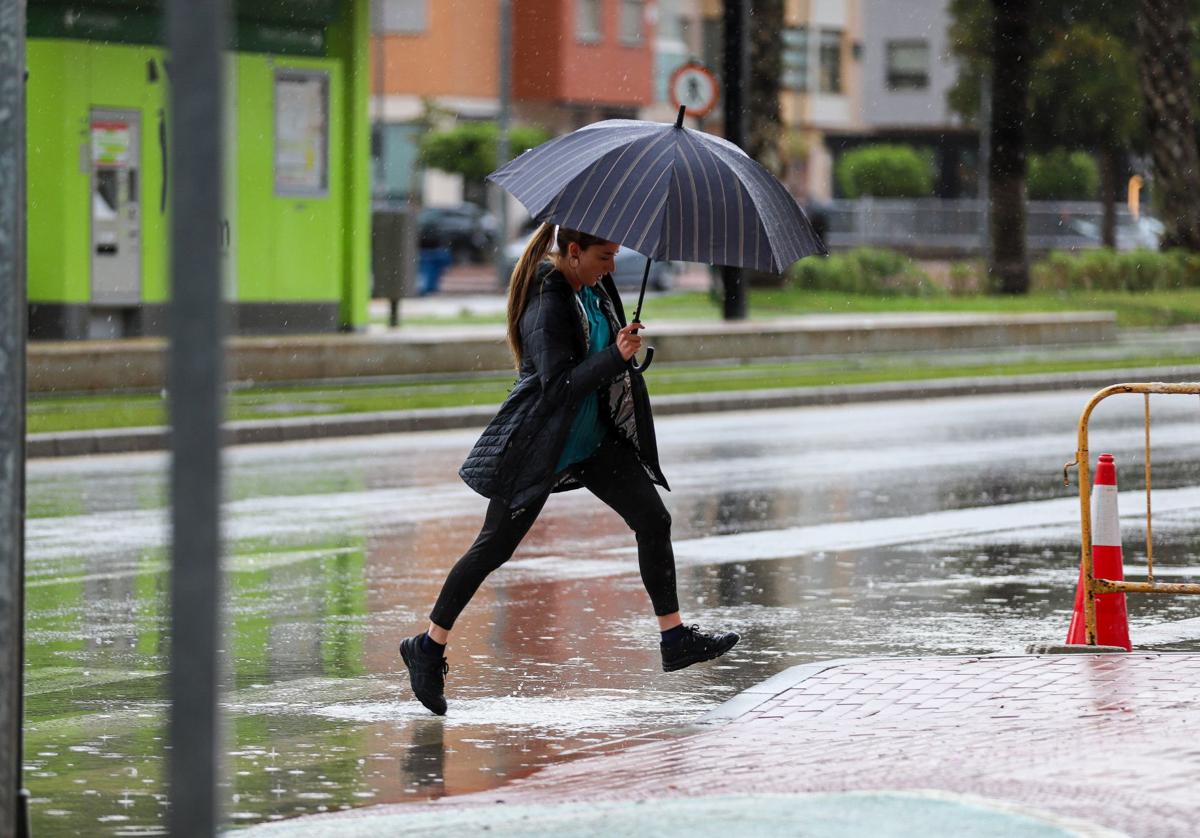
(1136, 0, 1200, 250)
(989, 0, 1032, 293)
(747, 0, 784, 176)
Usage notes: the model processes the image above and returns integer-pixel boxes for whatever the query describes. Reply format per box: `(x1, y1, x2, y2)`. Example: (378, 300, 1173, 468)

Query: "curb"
(27, 364, 1200, 458)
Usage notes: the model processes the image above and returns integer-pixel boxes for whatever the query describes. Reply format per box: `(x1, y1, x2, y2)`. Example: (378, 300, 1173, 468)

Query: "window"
(577, 0, 602, 42)
(620, 0, 644, 45)
(818, 29, 842, 93)
(275, 70, 329, 196)
(657, 0, 689, 43)
(886, 39, 930, 90)
(782, 26, 809, 91)
(379, 0, 427, 34)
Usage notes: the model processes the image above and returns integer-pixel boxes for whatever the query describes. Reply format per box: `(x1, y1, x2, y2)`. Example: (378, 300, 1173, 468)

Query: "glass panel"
(818, 28, 841, 94)
(374, 123, 422, 200)
(782, 26, 809, 91)
(886, 40, 930, 90)
(576, 0, 601, 41)
(275, 70, 330, 196)
(94, 169, 119, 220)
(620, 0, 643, 44)
(380, 0, 427, 34)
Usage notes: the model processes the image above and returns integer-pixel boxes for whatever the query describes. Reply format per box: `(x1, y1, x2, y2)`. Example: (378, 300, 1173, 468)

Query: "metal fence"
(821, 199, 1163, 255)
(1065, 383, 1200, 647)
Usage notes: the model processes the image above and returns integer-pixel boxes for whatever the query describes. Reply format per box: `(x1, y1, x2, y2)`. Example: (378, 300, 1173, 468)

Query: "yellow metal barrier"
(1064, 383, 1200, 645)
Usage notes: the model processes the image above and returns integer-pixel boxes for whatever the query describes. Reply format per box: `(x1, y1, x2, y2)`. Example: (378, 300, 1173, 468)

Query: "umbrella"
(487, 106, 827, 371)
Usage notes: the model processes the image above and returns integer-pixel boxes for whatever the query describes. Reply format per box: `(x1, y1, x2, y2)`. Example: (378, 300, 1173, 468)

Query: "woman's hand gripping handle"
(618, 321, 654, 373)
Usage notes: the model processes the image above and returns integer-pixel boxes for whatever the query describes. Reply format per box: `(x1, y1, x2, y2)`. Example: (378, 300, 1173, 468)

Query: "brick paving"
(302, 653, 1200, 837)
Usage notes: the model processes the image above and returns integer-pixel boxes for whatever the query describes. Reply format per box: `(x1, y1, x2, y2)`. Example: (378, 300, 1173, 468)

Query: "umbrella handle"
(630, 345, 655, 374)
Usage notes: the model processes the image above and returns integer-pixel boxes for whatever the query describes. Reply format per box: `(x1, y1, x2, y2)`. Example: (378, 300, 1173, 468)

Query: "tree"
(1027, 150, 1099, 200)
(1029, 24, 1141, 246)
(1137, 0, 1200, 250)
(989, 0, 1033, 294)
(419, 122, 550, 205)
(747, 0, 784, 175)
(949, 1, 1143, 270)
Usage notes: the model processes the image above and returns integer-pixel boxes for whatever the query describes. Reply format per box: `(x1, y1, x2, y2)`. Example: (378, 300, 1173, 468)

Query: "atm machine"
(89, 108, 141, 338)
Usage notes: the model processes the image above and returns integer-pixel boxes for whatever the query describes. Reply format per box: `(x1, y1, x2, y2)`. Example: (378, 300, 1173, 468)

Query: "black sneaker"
(399, 634, 449, 716)
(660, 625, 740, 672)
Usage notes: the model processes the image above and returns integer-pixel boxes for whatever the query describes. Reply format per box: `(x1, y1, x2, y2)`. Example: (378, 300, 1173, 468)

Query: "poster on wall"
(275, 70, 329, 195)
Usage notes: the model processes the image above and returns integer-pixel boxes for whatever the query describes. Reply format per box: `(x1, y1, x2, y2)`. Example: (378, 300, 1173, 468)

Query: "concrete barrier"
(27, 311, 1116, 394)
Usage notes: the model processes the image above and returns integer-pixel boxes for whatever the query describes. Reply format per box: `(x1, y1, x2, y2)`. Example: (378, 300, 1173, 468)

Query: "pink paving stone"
(301, 654, 1200, 837)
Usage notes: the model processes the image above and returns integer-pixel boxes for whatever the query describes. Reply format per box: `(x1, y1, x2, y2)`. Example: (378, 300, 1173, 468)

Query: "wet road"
(22, 388, 1200, 835)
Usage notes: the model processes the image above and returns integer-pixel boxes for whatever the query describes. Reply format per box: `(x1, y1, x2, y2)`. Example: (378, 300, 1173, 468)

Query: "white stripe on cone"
(1092, 484, 1121, 548)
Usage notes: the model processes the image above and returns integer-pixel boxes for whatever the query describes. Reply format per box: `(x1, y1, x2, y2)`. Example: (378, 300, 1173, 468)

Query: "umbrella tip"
(675, 105, 686, 129)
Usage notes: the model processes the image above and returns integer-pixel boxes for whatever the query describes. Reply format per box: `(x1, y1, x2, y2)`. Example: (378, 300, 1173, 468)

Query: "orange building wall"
(512, 0, 565, 101)
(514, 0, 653, 107)
(376, 0, 500, 97)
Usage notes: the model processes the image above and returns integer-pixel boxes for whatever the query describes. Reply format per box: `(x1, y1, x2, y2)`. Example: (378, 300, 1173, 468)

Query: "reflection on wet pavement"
(22, 390, 1200, 834)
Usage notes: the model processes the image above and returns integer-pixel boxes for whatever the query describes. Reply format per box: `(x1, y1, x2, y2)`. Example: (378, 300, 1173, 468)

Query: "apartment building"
(830, 0, 973, 197)
(371, 0, 657, 208)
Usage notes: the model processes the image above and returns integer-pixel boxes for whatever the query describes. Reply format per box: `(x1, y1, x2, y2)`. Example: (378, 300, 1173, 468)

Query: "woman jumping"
(399, 223, 738, 715)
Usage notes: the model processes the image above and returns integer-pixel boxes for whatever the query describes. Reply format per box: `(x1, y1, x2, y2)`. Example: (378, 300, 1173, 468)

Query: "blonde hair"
(505, 223, 609, 367)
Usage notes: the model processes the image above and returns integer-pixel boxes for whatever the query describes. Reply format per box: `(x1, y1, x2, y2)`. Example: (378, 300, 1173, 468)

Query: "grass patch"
(382, 288, 1200, 330)
(648, 288, 1200, 328)
(28, 351, 1200, 435)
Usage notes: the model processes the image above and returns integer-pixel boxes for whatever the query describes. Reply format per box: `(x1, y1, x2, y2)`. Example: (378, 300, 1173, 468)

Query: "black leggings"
(430, 436, 679, 629)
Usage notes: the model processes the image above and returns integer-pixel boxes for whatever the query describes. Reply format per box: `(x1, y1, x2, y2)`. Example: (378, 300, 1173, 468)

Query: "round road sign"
(669, 62, 719, 119)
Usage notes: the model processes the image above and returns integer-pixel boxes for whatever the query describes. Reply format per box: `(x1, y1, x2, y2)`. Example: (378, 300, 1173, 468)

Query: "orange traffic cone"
(1066, 453, 1132, 650)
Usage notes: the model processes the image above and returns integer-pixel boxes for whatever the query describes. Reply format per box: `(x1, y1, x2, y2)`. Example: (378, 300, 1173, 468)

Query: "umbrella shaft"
(633, 256, 651, 323)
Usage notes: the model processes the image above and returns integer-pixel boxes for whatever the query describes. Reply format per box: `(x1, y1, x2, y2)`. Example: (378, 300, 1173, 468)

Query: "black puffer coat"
(459, 263, 668, 509)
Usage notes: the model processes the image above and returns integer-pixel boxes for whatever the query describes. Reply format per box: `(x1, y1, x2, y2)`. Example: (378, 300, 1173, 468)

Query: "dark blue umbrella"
(487, 106, 826, 370)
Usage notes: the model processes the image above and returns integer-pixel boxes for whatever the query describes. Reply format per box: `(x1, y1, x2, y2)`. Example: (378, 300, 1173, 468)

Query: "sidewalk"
(246, 653, 1199, 837)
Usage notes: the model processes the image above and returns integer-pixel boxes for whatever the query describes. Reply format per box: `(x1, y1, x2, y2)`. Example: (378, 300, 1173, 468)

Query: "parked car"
(499, 230, 680, 291)
(418, 204, 499, 264)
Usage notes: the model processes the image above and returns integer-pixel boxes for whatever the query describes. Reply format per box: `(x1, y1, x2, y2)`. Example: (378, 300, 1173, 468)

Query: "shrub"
(1030, 248, 1200, 292)
(419, 122, 550, 183)
(1027, 150, 1099, 201)
(789, 248, 939, 296)
(835, 144, 935, 199)
(948, 261, 981, 296)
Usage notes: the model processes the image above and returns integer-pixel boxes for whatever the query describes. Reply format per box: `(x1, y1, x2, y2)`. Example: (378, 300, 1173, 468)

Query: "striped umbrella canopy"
(486, 108, 827, 275)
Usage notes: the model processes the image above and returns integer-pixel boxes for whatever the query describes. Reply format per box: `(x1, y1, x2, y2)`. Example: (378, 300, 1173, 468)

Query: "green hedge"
(1031, 249, 1200, 292)
(835, 144, 935, 199)
(788, 248, 939, 296)
(1028, 150, 1099, 201)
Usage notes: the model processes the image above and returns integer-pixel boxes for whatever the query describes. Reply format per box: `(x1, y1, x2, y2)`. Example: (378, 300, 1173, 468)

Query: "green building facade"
(25, 0, 370, 339)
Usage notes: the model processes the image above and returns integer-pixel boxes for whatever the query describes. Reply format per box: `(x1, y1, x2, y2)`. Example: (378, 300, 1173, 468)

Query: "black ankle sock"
(660, 624, 687, 645)
(420, 632, 446, 656)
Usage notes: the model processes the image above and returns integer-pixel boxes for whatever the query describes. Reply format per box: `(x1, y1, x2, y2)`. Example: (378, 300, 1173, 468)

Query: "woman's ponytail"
(506, 222, 556, 367)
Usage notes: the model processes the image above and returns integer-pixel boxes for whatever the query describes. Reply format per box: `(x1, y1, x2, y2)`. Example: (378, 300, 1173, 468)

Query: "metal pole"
(0, 1, 30, 834)
(165, 0, 227, 834)
(494, 0, 512, 288)
(978, 70, 991, 266)
(721, 0, 747, 320)
(370, 0, 400, 326)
